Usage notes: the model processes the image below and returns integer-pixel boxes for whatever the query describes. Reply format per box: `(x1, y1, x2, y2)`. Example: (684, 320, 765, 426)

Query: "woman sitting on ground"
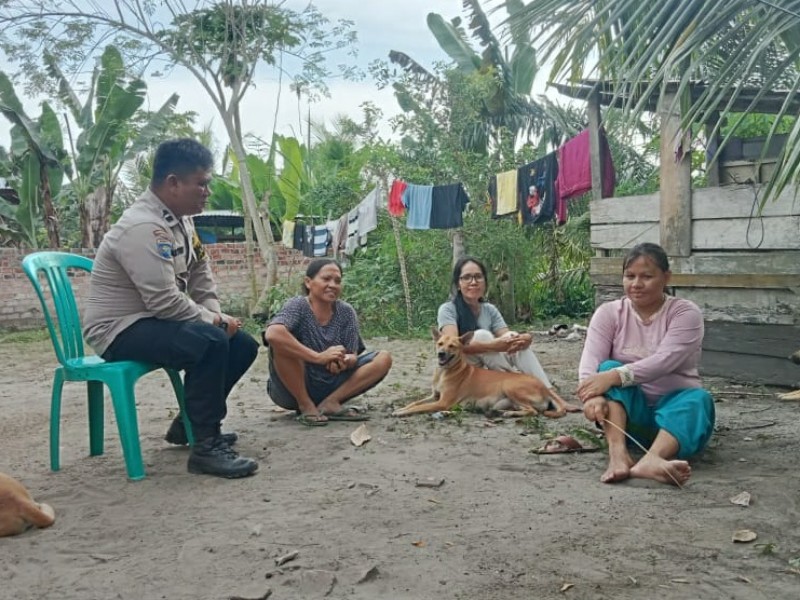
(263, 258, 392, 426)
(577, 242, 715, 486)
(437, 256, 559, 389)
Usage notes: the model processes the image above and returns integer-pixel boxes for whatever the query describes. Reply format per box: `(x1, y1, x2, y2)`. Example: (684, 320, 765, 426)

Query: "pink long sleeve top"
(579, 296, 704, 405)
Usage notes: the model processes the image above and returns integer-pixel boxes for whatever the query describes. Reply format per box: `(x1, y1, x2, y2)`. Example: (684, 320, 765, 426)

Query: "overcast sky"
(1, 0, 465, 152)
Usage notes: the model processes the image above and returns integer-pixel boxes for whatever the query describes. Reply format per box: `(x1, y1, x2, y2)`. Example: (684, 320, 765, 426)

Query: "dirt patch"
(1, 333, 799, 599)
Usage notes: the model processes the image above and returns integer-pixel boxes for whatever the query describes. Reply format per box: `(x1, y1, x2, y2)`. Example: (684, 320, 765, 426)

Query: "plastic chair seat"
(22, 251, 192, 481)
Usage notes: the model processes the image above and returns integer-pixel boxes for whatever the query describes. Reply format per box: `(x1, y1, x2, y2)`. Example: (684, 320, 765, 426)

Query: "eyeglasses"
(459, 273, 484, 283)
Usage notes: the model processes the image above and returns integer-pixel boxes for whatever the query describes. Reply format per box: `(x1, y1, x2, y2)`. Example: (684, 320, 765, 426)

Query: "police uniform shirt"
(83, 188, 221, 356)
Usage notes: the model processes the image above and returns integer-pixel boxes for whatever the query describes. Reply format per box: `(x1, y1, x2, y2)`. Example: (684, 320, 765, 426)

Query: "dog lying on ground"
(393, 329, 580, 418)
(0, 472, 55, 537)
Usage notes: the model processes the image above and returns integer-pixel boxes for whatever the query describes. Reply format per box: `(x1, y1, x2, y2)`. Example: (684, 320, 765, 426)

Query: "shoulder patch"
(153, 227, 171, 243)
(192, 230, 207, 261)
(156, 241, 174, 260)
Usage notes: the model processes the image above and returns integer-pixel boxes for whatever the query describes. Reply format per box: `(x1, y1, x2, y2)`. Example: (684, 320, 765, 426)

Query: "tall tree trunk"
(81, 186, 109, 248)
(223, 117, 278, 309)
(390, 215, 413, 333)
(451, 229, 465, 265)
(39, 163, 60, 248)
(242, 194, 258, 314)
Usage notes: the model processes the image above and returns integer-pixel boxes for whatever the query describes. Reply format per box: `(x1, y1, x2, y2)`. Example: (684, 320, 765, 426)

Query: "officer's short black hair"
(151, 138, 214, 185)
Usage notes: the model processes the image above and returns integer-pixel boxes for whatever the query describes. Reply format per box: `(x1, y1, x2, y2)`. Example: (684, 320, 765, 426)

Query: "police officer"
(83, 138, 259, 478)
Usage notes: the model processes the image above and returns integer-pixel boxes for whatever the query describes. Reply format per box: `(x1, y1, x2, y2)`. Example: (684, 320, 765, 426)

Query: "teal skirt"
(598, 360, 715, 459)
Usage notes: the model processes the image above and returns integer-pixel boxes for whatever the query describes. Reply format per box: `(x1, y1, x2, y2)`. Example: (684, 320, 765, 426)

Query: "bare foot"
(630, 455, 691, 486)
(316, 402, 343, 415)
(601, 449, 635, 483)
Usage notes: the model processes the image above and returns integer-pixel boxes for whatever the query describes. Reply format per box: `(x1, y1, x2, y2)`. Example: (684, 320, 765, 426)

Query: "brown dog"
(0, 472, 55, 537)
(393, 329, 579, 418)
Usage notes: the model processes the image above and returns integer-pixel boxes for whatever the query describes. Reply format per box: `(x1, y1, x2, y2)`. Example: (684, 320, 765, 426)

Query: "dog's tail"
(18, 500, 55, 529)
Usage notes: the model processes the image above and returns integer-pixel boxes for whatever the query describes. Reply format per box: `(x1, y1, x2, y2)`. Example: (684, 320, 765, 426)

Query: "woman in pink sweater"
(577, 243, 715, 486)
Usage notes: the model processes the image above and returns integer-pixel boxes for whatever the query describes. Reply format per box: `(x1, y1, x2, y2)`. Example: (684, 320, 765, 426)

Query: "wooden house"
(554, 80, 800, 387)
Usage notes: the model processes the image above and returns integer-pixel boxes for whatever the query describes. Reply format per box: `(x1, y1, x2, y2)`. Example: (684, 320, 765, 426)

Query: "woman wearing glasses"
(437, 256, 555, 387)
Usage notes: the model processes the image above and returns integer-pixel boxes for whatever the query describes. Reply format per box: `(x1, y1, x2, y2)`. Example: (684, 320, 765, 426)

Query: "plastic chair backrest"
(21, 251, 94, 366)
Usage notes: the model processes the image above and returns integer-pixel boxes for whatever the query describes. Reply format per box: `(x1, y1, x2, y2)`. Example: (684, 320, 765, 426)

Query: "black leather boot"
(187, 435, 258, 478)
(165, 416, 238, 447)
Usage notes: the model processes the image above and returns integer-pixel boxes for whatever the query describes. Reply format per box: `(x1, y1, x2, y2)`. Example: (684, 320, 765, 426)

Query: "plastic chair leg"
(87, 380, 105, 456)
(166, 368, 193, 446)
(108, 378, 145, 481)
(50, 370, 65, 472)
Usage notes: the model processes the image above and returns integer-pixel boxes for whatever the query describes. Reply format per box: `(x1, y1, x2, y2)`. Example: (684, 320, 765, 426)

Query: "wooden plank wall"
(589, 184, 800, 386)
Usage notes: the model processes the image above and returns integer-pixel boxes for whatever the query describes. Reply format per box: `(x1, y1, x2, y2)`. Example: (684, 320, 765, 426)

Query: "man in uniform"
(83, 138, 259, 478)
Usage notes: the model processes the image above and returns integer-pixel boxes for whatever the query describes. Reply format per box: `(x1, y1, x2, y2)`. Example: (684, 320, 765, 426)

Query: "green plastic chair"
(21, 251, 193, 481)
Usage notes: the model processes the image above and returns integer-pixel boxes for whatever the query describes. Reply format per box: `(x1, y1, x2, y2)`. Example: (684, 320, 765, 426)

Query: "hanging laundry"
(312, 225, 329, 257)
(281, 220, 295, 248)
(344, 208, 360, 255)
(430, 183, 470, 229)
(488, 169, 519, 217)
(302, 224, 315, 257)
(388, 180, 407, 216)
(292, 220, 306, 252)
(403, 184, 434, 230)
(357, 187, 380, 235)
(517, 153, 558, 226)
(556, 128, 615, 203)
(332, 213, 348, 257)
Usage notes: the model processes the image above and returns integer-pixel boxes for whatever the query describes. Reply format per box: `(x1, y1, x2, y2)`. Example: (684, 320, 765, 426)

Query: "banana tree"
(45, 45, 178, 247)
(208, 137, 308, 312)
(0, 72, 67, 248)
(391, 0, 549, 153)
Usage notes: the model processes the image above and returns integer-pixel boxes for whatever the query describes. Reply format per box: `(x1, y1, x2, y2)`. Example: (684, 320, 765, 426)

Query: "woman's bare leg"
(317, 351, 392, 414)
(270, 349, 323, 420)
(602, 400, 635, 483)
(630, 430, 691, 486)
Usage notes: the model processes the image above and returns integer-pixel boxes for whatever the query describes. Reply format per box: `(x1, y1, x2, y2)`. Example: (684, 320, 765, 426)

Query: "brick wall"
(0, 244, 310, 330)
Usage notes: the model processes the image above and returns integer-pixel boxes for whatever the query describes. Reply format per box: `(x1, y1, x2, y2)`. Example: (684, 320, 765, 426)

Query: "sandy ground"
(1, 332, 800, 600)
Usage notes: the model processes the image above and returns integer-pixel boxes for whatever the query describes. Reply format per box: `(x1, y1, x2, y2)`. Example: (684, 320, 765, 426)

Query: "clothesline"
(280, 127, 616, 257)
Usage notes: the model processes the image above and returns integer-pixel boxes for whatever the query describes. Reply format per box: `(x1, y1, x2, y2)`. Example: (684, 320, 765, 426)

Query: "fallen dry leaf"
(736, 575, 751, 583)
(350, 423, 371, 447)
(732, 529, 758, 543)
(275, 550, 299, 566)
(670, 578, 689, 584)
(559, 583, 574, 592)
(411, 540, 425, 547)
(415, 477, 445, 488)
(730, 491, 752, 507)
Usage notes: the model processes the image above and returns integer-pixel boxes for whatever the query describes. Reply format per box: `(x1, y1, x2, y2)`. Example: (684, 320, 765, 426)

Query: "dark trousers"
(103, 318, 259, 439)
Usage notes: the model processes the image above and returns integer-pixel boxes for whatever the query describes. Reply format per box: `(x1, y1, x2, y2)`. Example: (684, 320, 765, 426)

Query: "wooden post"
(705, 111, 721, 187)
(587, 91, 604, 203)
(658, 91, 692, 256)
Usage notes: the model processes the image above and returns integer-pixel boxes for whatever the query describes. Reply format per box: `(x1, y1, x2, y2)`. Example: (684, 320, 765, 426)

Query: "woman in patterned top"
(264, 258, 392, 426)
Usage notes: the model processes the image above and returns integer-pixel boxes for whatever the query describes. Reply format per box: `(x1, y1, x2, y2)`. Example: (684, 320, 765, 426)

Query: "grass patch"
(0, 327, 50, 344)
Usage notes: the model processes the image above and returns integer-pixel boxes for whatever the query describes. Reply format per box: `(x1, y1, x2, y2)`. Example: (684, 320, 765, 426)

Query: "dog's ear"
(459, 331, 474, 345)
(431, 326, 441, 341)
